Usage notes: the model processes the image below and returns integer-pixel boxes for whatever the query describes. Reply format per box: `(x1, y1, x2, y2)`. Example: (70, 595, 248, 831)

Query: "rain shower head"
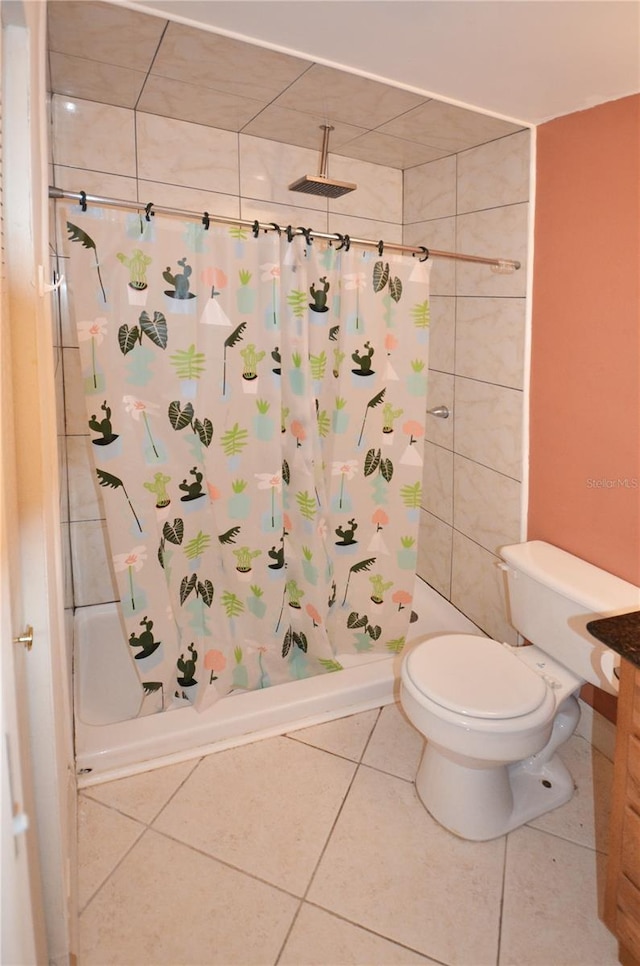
(288, 173, 357, 198)
(288, 125, 357, 199)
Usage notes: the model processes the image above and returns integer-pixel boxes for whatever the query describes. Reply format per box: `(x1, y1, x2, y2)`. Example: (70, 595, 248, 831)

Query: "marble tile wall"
(404, 128, 530, 642)
(50, 94, 404, 609)
(52, 94, 530, 642)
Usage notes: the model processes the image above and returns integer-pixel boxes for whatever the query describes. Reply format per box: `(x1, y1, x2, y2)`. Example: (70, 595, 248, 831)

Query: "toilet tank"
(500, 541, 640, 694)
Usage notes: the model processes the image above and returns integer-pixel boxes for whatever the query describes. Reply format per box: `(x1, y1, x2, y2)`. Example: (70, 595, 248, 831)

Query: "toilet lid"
(404, 635, 548, 719)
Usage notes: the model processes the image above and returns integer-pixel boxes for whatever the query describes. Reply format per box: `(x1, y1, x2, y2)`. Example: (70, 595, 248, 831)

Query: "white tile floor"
(77, 702, 620, 966)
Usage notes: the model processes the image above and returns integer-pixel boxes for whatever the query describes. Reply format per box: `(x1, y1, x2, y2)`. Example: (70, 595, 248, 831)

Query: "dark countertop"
(587, 611, 640, 669)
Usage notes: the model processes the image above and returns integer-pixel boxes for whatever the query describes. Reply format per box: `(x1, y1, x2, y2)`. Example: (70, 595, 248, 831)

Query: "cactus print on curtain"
(62, 205, 431, 713)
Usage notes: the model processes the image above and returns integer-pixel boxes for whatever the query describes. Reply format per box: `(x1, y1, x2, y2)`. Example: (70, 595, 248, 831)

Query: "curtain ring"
(286, 225, 295, 243)
(252, 220, 260, 238)
(377, 240, 384, 256)
(270, 222, 281, 235)
(145, 202, 154, 222)
(79, 190, 87, 212)
(298, 227, 313, 245)
(335, 233, 350, 251)
(202, 211, 210, 231)
(414, 246, 429, 262)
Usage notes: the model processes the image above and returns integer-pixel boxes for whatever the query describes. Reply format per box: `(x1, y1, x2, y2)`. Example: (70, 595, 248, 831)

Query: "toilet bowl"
(399, 541, 636, 841)
(400, 633, 582, 840)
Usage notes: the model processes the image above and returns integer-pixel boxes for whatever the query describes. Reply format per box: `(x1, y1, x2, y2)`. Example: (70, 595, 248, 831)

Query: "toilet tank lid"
(500, 541, 640, 615)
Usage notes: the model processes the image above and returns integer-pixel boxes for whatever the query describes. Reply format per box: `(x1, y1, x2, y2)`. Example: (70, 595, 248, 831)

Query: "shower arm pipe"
(48, 187, 521, 272)
(318, 124, 332, 178)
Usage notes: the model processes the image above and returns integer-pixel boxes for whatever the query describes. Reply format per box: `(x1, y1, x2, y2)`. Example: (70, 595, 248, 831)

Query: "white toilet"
(400, 540, 640, 841)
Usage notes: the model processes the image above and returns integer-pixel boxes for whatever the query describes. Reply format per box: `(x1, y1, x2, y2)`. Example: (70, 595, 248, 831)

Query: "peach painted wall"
(529, 94, 640, 586)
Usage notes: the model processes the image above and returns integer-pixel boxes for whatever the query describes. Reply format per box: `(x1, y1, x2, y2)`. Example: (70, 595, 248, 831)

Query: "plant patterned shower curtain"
(61, 204, 431, 713)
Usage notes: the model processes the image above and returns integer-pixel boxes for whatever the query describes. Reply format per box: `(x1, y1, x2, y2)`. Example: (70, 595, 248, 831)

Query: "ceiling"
(47, 1, 526, 171)
(47, 0, 639, 171)
(126, 0, 640, 125)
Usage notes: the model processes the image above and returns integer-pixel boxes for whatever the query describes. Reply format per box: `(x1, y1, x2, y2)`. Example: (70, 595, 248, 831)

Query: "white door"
(1, 11, 46, 951)
(0, 348, 45, 965)
(2, 1, 76, 962)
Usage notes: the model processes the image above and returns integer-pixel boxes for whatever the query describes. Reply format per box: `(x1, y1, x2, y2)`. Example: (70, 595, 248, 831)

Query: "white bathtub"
(74, 578, 482, 786)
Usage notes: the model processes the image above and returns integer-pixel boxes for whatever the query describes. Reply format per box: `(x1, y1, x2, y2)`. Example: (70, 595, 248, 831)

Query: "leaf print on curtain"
(62, 205, 431, 714)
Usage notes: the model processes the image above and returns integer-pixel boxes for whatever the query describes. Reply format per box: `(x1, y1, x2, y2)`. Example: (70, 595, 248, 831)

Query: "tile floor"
(77, 702, 620, 966)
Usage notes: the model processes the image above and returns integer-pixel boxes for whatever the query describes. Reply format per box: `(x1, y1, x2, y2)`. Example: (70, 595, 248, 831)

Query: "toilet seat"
(403, 634, 548, 720)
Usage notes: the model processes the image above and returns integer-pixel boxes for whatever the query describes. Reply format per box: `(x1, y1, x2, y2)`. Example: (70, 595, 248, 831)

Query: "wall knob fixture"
(13, 625, 34, 651)
(426, 405, 450, 419)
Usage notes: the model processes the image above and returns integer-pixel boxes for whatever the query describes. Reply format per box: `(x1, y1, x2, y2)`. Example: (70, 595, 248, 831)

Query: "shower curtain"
(62, 204, 431, 713)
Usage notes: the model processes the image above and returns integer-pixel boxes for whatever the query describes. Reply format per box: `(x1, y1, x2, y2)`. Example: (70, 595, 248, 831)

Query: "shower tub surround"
(53, 95, 529, 642)
(49, 13, 530, 773)
(74, 577, 482, 783)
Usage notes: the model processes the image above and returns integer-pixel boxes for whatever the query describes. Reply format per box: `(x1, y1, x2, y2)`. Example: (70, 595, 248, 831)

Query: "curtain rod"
(48, 187, 521, 273)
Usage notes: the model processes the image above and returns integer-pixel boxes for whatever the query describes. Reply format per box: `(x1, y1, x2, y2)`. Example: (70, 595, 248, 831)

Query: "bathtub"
(74, 577, 482, 786)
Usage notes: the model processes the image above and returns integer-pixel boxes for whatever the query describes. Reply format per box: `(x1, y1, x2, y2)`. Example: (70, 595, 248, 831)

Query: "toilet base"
(414, 696, 581, 841)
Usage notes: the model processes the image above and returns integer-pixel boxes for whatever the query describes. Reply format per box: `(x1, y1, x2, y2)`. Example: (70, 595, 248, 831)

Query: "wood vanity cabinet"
(605, 657, 640, 966)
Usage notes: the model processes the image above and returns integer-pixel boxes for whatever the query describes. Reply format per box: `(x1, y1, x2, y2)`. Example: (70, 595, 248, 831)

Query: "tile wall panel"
(424, 371, 454, 451)
(138, 74, 265, 131)
(427, 296, 455, 374)
(53, 165, 139, 205)
(417, 510, 453, 600)
(69, 520, 118, 607)
(455, 203, 529, 298)
(403, 155, 456, 223)
(151, 22, 311, 103)
(243, 199, 328, 233)
(422, 442, 454, 526)
(456, 130, 530, 214)
(52, 96, 136, 176)
(50, 52, 146, 110)
(454, 377, 524, 481)
(327, 213, 403, 245)
(407, 129, 529, 638)
(136, 113, 240, 195)
(327, 155, 403, 224)
(450, 532, 518, 645)
(66, 436, 105, 523)
(455, 296, 526, 389)
(137, 181, 240, 219)
(453, 455, 521, 553)
(403, 217, 456, 296)
(239, 135, 328, 211)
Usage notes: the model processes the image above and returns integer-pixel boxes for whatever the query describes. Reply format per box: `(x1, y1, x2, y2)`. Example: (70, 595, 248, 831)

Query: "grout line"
(297, 707, 384, 891)
(76, 803, 147, 917)
(356, 759, 417, 784)
(273, 898, 304, 965)
(521, 819, 604, 855)
(451, 370, 526, 392)
(54, 268, 78, 611)
(496, 833, 509, 965)
(302, 899, 453, 966)
(133, 21, 170, 114)
(145, 823, 304, 903)
(146, 754, 203, 825)
(79, 754, 202, 830)
(273, 706, 383, 964)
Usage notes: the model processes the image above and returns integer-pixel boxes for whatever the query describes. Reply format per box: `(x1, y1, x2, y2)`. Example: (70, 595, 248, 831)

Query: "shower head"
(288, 125, 357, 199)
(288, 173, 357, 199)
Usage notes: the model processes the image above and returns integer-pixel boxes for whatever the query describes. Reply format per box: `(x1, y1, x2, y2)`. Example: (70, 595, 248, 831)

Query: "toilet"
(400, 540, 640, 841)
